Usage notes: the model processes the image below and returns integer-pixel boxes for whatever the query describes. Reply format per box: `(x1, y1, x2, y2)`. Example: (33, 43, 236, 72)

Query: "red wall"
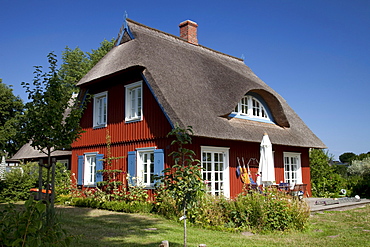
(186, 137, 311, 198)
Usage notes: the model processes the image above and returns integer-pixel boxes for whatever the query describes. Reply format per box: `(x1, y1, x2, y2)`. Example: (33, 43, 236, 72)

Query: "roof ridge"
(126, 18, 244, 63)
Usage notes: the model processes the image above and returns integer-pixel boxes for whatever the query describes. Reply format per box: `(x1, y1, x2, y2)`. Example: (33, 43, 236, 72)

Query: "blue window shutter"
(96, 154, 104, 184)
(154, 149, 164, 181)
(127, 151, 137, 186)
(77, 155, 84, 185)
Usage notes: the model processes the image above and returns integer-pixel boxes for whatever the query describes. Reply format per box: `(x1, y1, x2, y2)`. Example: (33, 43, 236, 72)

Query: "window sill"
(84, 184, 97, 187)
(229, 113, 274, 124)
(125, 118, 143, 123)
(93, 124, 107, 129)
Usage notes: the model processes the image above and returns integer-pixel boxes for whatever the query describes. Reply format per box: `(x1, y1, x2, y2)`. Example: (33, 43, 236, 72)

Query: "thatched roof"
(12, 142, 71, 160)
(78, 19, 326, 149)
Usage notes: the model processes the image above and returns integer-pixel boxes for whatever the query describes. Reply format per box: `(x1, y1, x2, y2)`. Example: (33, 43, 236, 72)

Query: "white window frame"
(283, 152, 302, 186)
(201, 146, 230, 198)
(136, 147, 156, 188)
(93, 91, 108, 128)
(57, 159, 69, 169)
(234, 95, 270, 120)
(125, 81, 143, 122)
(84, 152, 98, 186)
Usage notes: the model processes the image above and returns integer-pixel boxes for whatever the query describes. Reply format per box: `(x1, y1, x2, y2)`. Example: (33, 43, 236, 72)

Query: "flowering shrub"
(347, 157, 370, 198)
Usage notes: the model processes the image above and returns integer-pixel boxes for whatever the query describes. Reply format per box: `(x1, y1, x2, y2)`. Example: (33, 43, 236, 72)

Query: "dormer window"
(231, 93, 274, 123)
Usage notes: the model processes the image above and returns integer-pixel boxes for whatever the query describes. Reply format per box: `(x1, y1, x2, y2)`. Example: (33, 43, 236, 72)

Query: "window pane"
(219, 162, 224, 171)
(206, 153, 211, 161)
(207, 163, 211, 171)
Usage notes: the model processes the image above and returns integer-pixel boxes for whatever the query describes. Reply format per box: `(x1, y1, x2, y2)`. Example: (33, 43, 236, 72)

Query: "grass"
(55, 204, 370, 247)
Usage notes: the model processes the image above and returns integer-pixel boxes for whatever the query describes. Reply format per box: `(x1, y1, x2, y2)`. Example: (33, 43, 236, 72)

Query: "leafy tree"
(339, 152, 357, 163)
(20, 39, 114, 209)
(59, 39, 115, 86)
(310, 149, 345, 197)
(21, 52, 85, 215)
(357, 152, 370, 161)
(0, 79, 25, 156)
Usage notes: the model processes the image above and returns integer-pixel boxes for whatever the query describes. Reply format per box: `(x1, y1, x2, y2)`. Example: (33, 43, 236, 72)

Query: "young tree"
(21, 39, 114, 204)
(22, 53, 85, 212)
(0, 79, 25, 157)
(158, 124, 205, 247)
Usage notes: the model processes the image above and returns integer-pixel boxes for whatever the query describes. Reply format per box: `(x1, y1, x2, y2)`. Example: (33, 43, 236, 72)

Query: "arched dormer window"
(231, 93, 274, 123)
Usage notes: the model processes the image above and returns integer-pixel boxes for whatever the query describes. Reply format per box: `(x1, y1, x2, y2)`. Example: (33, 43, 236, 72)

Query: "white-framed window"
(77, 153, 104, 187)
(201, 146, 230, 198)
(283, 152, 302, 185)
(93, 91, 108, 128)
(84, 153, 97, 186)
(127, 148, 164, 189)
(125, 81, 142, 122)
(136, 147, 155, 187)
(232, 94, 274, 123)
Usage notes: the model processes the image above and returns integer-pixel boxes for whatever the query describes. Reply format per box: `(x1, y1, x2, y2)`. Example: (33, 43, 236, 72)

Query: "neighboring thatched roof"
(12, 142, 71, 160)
(77, 19, 326, 149)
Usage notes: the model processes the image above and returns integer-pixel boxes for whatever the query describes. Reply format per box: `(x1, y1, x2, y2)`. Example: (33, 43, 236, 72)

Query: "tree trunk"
(184, 206, 187, 247)
(38, 159, 43, 201)
(51, 158, 56, 209)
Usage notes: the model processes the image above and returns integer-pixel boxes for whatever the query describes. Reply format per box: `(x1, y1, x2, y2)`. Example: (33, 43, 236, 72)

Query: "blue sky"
(1, 0, 369, 160)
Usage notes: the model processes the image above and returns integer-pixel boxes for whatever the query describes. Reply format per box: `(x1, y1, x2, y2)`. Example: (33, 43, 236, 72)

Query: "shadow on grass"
(56, 205, 183, 247)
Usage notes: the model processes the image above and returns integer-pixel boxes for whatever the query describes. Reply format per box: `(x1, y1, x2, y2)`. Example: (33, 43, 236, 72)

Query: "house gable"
(72, 67, 172, 148)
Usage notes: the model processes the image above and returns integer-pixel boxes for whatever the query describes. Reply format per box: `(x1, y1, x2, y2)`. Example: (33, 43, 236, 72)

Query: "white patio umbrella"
(257, 133, 275, 186)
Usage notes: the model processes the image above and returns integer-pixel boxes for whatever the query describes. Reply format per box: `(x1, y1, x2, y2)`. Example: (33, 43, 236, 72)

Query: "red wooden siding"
(188, 137, 312, 198)
(72, 134, 312, 198)
(71, 137, 174, 186)
(72, 70, 173, 149)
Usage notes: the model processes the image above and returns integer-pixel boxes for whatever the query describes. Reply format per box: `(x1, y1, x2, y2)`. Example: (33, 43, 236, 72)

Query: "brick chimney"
(179, 20, 198, 45)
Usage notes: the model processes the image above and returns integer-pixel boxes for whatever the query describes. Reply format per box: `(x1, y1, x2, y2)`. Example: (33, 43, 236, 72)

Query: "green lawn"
(56, 204, 370, 247)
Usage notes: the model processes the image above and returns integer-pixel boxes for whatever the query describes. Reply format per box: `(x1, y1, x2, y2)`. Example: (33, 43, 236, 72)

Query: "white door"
(201, 146, 230, 197)
(284, 152, 302, 185)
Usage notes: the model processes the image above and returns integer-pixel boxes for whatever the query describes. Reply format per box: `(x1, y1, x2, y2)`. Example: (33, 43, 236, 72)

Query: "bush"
(0, 162, 71, 202)
(155, 189, 310, 233)
(0, 198, 73, 246)
(310, 149, 346, 197)
(0, 164, 39, 202)
(229, 190, 310, 232)
(347, 157, 370, 198)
